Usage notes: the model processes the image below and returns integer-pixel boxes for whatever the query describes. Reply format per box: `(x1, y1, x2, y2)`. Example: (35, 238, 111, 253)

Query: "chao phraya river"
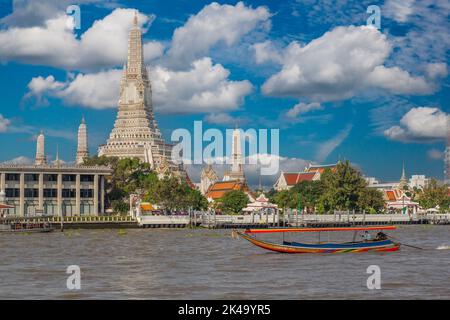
(0, 225, 449, 299)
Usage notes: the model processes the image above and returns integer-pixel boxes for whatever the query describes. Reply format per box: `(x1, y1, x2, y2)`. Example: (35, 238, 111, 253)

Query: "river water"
(0, 225, 449, 299)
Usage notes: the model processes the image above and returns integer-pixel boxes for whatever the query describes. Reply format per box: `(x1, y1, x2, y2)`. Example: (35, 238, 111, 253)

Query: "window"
(5, 173, 20, 181)
(24, 188, 38, 198)
(5, 188, 20, 197)
(62, 174, 76, 182)
(43, 188, 57, 198)
(44, 174, 58, 182)
(24, 174, 39, 182)
(62, 189, 76, 198)
(80, 189, 93, 198)
(80, 175, 94, 182)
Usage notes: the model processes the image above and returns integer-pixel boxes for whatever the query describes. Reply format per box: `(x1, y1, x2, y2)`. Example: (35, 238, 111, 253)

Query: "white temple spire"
(35, 130, 46, 166)
(223, 128, 245, 182)
(76, 116, 89, 165)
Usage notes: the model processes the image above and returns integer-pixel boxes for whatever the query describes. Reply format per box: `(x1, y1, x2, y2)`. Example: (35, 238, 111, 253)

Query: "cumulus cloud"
(252, 40, 283, 64)
(151, 58, 253, 113)
(24, 71, 121, 109)
(0, 8, 163, 71)
(384, 107, 448, 142)
(25, 58, 253, 113)
(261, 26, 434, 101)
(0, 114, 11, 132)
(166, 1, 271, 68)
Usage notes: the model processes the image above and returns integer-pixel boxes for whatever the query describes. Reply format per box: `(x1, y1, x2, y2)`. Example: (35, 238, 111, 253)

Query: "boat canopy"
(244, 226, 396, 234)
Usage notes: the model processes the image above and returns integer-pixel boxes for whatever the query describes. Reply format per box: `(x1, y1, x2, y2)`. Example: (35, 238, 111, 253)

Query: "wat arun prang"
(98, 13, 183, 177)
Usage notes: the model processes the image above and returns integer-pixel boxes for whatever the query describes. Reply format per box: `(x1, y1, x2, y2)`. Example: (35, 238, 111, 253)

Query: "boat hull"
(237, 232, 400, 254)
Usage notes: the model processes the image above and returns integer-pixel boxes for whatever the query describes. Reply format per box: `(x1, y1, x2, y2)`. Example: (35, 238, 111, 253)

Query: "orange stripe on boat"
(244, 226, 397, 234)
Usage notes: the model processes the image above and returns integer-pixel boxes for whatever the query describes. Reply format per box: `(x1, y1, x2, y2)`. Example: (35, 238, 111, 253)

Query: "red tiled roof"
(385, 190, 397, 201)
(283, 172, 316, 185)
(206, 180, 246, 200)
(306, 164, 337, 174)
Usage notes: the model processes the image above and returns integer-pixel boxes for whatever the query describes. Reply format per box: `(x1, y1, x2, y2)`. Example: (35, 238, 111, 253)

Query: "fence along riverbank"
(1, 211, 449, 229)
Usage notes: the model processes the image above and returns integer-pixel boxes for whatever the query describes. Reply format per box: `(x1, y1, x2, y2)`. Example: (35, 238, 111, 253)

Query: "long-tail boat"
(234, 226, 400, 253)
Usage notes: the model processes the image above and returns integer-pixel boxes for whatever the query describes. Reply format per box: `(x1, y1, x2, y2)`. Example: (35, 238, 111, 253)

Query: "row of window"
(4, 188, 94, 198)
(5, 201, 95, 216)
(3, 174, 95, 182)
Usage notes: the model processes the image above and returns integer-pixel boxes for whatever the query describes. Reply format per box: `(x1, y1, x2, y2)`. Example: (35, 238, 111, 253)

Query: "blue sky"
(0, 0, 448, 185)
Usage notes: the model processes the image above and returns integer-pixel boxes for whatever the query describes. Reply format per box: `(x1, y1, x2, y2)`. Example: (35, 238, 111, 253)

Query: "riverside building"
(0, 119, 112, 217)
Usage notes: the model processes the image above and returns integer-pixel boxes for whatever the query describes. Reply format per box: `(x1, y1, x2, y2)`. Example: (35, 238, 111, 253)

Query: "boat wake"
(436, 244, 450, 250)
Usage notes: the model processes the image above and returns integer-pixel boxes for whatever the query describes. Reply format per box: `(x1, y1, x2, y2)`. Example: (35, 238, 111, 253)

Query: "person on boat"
(361, 231, 372, 241)
(374, 232, 388, 241)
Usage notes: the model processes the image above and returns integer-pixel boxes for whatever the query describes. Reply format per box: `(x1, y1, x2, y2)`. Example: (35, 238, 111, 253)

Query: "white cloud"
(166, 1, 271, 68)
(25, 58, 253, 113)
(25, 70, 121, 109)
(384, 107, 448, 142)
(204, 113, 247, 126)
(285, 102, 323, 119)
(383, 0, 416, 23)
(1, 156, 34, 165)
(425, 63, 448, 79)
(56, 70, 122, 109)
(261, 26, 434, 101)
(0, 114, 11, 132)
(0, 8, 163, 71)
(252, 40, 283, 64)
(0, 0, 119, 27)
(427, 148, 444, 160)
(315, 124, 353, 163)
(152, 58, 253, 113)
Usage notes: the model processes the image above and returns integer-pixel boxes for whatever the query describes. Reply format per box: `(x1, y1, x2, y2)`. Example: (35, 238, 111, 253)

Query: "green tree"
(218, 190, 249, 214)
(318, 161, 368, 212)
(272, 190, 295, 212)
(291, 180, 324, 212)
(83, 156, 158, 214)
(357, 187, 385, 213)
(416, 179, 450, 212)
(186, 187, 209, 211)
(145, 176, 208, 212)
(111, 200, 128, 215)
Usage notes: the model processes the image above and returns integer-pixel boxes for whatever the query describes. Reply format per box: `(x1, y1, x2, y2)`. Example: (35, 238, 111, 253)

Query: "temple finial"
(133, 10, 138, 27)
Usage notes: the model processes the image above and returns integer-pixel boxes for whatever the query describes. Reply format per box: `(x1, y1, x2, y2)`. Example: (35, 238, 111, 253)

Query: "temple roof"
(206, 180, 249, 200)
(305, 163, 338, 174)
(282, 172, 316, 185)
